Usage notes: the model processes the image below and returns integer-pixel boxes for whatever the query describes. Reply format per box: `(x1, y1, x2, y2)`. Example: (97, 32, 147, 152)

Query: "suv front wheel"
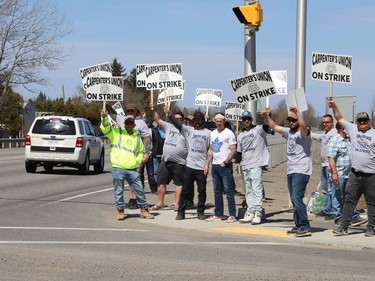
(78, 153, 90, 175)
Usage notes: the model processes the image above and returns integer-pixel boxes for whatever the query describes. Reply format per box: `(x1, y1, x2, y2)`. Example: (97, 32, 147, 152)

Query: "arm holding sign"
(290, 106, 310, 137)
(327, 99, 346, 127)
(259, 107, 284, 135)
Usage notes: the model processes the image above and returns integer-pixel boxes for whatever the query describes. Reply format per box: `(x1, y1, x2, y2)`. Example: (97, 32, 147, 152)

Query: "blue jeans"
(139, 156, 157, 192)
(321, 166, 332, 215)
(242, 166, 263, 213)
(330, 177, 360, 222)
(211, 164, 236, 217)
(287, 173, 310, 229)
(112, 167, 148, 209)
(153, 157, 161, 184)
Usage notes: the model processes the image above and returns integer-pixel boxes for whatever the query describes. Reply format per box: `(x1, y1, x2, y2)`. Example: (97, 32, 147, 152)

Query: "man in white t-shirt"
(205, 113, 237, 223)
(328, 100, 375, 237)
(260, 106, 312, 237)
(311, 114, 336, 219)
(235, 110, 269, 225)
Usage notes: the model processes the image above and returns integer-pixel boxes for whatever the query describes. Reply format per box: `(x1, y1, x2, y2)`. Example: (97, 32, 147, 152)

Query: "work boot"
(140, 206, 154, 219)
(175, 210, 185, 220)
(197, 210, 205, 220)
(117, 208, 125, 220)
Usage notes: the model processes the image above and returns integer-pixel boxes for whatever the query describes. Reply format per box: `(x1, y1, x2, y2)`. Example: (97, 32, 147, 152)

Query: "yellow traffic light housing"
(233, 3, 263, 27)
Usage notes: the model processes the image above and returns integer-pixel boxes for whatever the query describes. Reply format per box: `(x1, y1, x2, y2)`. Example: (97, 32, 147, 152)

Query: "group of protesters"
(100, 99, 374, 238)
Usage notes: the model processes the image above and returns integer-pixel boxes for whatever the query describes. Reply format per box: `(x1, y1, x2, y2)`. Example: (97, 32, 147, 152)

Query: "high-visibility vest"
(101, 116, 144, 169)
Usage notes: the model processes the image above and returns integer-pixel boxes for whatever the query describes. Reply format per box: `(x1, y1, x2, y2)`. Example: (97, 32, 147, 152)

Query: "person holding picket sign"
(259, 105, 313, 237)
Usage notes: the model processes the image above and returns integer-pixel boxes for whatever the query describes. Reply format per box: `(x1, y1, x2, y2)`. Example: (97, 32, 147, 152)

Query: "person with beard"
(259, 105, 312, 237)
(235, 110, 270, 225)
(168, 110, 212, 220)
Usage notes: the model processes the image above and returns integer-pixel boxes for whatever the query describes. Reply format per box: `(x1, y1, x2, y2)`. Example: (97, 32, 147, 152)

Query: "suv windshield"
(32, 119, 76, 135)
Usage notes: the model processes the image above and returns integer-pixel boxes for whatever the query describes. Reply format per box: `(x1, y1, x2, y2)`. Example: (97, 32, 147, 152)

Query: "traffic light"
(233, 3, 263, 27)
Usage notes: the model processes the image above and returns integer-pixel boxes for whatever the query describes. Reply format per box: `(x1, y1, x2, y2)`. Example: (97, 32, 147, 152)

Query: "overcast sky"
(18, 0, 375, 117)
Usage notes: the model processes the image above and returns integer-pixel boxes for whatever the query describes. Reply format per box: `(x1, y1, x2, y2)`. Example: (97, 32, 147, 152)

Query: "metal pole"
(295, 0, 307, 94)
(244, 1, 258, 123)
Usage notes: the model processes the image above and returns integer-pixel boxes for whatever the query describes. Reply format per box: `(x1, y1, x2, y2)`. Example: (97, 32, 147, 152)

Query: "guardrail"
(0, 138, 26, 149)
(0, 137, 288, 168)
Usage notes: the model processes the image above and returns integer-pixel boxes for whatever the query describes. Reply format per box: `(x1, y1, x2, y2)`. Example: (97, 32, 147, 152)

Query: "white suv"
(25, 116, 105, 175)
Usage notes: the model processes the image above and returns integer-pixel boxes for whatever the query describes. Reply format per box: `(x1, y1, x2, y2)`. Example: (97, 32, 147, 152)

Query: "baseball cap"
(286, 112, 298, 121)
(214, 113, 225, 120)
(356, 112, 369, 120)
(124, 115, 135, 122)
(193, 111, 205, 120)
(242, 111, 252, 119)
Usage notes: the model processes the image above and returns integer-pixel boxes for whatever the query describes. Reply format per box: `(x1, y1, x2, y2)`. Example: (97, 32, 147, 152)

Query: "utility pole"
(233, 0, 263, 124)
(295, 0, 307, 98)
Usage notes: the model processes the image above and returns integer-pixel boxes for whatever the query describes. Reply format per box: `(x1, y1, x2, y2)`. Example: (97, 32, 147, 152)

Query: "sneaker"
(175, 210, 185, 220)
(365, 226, 374, 237)
(205, 216, 222, 222)
(350, 216, 368, 227)
(226, 216, 237, 223)
(239, 211, 255, 223)
(332, 225, 348, 236)
(287, 227, 298, 235)
(251, 211, 262, 225)
(295, 227, 312, 237)
(197, 210, 205, 220)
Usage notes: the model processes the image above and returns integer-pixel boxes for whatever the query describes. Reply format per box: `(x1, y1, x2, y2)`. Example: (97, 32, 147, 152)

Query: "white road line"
(0, 241, 287, 245)
(0, 226, 145, 232)
(39, 187, 114, 207)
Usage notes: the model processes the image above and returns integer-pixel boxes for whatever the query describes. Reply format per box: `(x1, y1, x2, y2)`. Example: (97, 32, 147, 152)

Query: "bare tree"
(0, 0, 72, 96)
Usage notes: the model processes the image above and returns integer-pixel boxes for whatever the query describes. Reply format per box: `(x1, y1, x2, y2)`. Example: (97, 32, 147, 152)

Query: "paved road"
(0, 146, 374, 281)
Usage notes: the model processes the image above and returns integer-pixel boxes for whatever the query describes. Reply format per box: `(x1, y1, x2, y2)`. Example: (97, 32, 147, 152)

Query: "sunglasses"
(242, 117, 252, 121)
(287, 118, 298, 123)
(357, 118, 369, 123)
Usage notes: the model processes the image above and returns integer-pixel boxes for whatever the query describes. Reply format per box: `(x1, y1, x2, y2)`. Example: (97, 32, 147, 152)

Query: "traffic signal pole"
(244, 17, 257, 123)
(233, 0, 263, 124)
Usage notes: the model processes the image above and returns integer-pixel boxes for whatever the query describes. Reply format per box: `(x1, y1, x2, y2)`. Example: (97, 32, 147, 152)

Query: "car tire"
(94, 149, 105, 173)
(25, 161, 37, 173)
(78, 153, 90, 175)
(44, 163, 54, 172)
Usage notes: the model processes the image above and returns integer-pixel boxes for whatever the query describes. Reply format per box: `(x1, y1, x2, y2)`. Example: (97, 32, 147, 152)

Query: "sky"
(18, 0, 375, 117)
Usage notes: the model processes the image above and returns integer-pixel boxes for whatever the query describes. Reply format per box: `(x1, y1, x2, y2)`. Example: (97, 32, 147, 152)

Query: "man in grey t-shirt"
(329, 100, 375, 237)
(260, 105, 312, 237)
(151, 110, 188, 211)
(170, 110, 212, 220)
(236, 110, 269, 225)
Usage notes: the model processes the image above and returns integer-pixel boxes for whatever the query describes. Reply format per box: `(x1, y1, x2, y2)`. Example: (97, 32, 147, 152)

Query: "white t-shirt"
(160, 121, 188, 165)
(313, 127, 336, 167)
(211, 128, 237, 165)
(181, 126, 211, 170)
(237, 125, 269, 169)
(281, 128, 312, 176)
(343, 120, 375, 173)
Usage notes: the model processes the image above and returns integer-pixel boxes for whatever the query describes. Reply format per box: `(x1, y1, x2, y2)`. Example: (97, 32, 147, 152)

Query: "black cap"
(193, 111, 205, 120)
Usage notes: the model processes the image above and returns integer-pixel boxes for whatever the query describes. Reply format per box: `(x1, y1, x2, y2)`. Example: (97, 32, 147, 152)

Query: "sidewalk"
(134, 161, 372, 250)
